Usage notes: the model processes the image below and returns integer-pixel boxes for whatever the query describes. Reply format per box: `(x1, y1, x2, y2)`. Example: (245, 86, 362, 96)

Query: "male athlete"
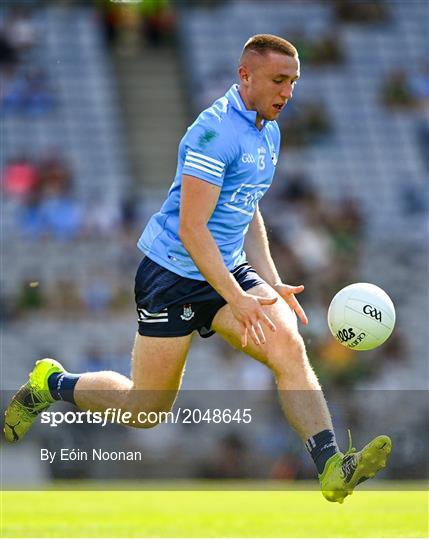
(4, 34, 391, 503)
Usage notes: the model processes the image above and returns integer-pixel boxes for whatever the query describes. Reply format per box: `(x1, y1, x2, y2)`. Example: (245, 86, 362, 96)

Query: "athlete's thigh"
(131, 332, 193, 391)
(211, 283, 299, 366)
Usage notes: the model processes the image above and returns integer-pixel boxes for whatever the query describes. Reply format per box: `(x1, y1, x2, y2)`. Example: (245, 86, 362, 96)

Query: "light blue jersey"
(137, 84, 281, 280)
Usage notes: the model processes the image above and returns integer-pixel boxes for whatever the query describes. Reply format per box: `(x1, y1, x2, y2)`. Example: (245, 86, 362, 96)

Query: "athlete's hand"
(229, 293, 278, 348)
(273, 283, 308, 325)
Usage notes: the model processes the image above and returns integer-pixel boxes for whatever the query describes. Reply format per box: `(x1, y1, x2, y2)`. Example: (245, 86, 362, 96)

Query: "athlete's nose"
(280, 82, 293, 100)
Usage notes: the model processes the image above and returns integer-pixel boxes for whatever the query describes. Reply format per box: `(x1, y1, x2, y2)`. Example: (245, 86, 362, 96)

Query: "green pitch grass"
(1, 481, 427, 537)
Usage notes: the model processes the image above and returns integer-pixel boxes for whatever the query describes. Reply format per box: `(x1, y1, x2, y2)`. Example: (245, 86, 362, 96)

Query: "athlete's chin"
(263, 110, 281, 121)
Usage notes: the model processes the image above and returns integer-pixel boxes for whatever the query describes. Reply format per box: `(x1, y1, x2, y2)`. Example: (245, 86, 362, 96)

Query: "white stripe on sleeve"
(184, 161, 223, 178)
(187, 150, 225, 168)
(185, 155, 224, 173)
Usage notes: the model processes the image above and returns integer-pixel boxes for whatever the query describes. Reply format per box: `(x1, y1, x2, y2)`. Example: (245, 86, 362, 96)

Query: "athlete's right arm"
(179, 174, 277, 347)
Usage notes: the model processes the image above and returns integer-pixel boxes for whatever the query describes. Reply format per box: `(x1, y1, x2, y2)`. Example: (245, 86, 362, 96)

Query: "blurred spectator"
(0, 290, 17, 323)
(410, 62, 429, 169)
(100, 0, 124, 46)
(264, 175, 368, 389)
(99, 0, 142, 47)
(267, 177, 336, 278)
(413, 64, 429, 167)
(37, 153, 72, 193)
(314, 338, 360, 387)
(292, 223, 334, 275)
(23, 67, 55, 114)
(2, 156, 38, 199)
(0, 64, 19, 104)
(0, 31, 18, 66)
(305, 103, 332, 141)
(409, 63, 429, 108)
(381, 70, 417, 109)
(139, 0, 176, 47)
(269, 453, 300, 480)
(197, 433, 250, 479)
(239, 358, 274, 391)
(417, 108, 429, 169)
(334, 0, 389, 23)
(181, 0, 227, 6)
(33, 198, 87, 241)
(289, 31, 344, 66)
(375, 332, 407, 367)
(3, 5, 39, 55)
(80, 271, 114, 313)
(47, 279, 82, 316)
(19, 190, 46, 237)
(198, 70, 232, 111)
(398, 176, 428, 216)
(82, 347, 130, 377)
(83, 347, 112, 372)
(288, 31, 312, 64)
(256, 407, 298, 460)
(83, 197, 122, 238)
(19, 155, 83, 240)
(100, 0, 176, 49)
(17, 279, 45, 312)
(1, 66, 55, 115)
(327, 198, 363, 257)
(309, 34, 344, 66)
(262, 228, 304, 285)
(120, 198, 139, 233)
(280, 101, 332, 147)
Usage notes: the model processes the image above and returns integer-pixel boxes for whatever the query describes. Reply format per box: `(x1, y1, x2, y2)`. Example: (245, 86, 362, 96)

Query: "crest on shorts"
(180, 304, 195, 321)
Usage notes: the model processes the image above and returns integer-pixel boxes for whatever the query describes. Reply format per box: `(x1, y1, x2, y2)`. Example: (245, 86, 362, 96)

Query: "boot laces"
(16, 386, 50, 419)
(345, 428, 357, 455)
(341, 429, 358, 478)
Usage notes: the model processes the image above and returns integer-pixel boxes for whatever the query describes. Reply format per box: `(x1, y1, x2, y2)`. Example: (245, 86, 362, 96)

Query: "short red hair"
(241, 34, 298, 62)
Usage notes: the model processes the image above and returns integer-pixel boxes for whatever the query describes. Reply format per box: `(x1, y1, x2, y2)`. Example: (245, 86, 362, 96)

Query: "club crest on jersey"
(180, 304, 195, 321)
(198, 129, 218, 149)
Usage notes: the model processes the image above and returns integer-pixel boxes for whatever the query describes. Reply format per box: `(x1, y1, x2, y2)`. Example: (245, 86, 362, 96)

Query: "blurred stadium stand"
(1, 0, 428, 484)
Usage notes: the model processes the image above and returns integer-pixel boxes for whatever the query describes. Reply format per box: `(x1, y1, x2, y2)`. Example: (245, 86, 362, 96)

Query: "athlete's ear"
(238, 65, 250, 86)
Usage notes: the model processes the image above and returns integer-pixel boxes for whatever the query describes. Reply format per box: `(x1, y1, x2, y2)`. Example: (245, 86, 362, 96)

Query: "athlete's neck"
(238, 86, 264, 130)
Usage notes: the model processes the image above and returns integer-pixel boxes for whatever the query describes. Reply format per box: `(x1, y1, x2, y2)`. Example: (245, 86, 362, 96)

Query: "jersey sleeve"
(181, 110, 236, 187)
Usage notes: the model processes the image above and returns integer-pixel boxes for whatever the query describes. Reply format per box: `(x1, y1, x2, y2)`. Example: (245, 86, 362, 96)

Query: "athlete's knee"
(288, 331, 307, 359)
(269, 329, 308, 377)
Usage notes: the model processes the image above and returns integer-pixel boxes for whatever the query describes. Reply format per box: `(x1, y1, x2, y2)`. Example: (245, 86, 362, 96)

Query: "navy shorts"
(134, 257, 266, 338)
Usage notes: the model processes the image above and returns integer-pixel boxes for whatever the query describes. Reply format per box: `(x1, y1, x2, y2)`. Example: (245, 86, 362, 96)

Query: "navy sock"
(306, 429, 339, 474)
(48, 372, 80, 404)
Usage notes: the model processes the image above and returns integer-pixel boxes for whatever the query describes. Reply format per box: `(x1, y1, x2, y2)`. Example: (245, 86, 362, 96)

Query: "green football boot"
(4, 358, 64, 442)
(319, 430, 392, 503)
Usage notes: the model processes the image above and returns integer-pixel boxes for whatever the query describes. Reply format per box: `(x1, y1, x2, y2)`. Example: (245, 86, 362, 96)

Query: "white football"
(327, 283, 396, 351)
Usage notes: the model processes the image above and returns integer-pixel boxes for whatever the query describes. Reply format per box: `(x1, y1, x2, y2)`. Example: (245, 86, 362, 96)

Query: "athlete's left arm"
(246, 206, 308, 325)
